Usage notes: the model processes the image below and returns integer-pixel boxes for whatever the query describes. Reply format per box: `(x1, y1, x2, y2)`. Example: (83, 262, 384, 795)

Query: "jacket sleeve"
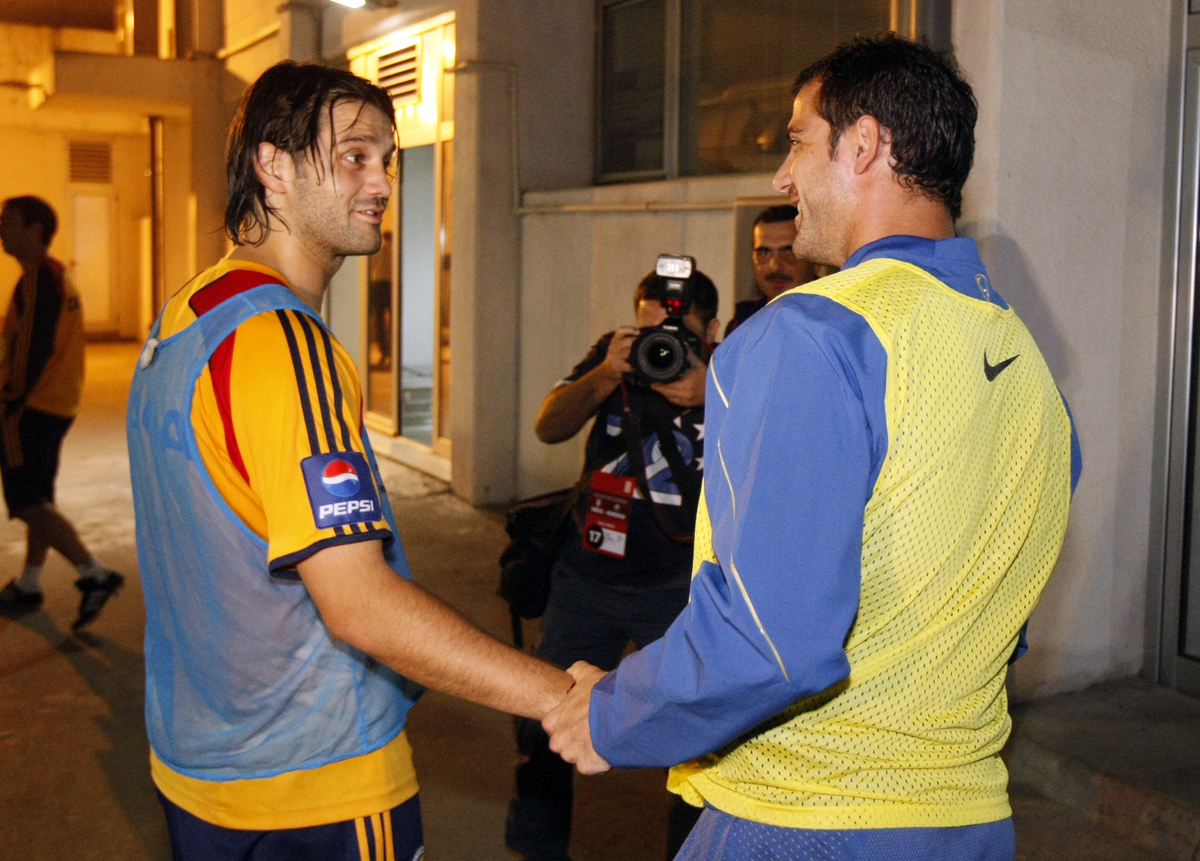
(587, 295, 890, 767)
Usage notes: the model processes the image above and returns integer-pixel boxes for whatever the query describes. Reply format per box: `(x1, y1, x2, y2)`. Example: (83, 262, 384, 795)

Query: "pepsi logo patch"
(301, 451, 382, 530)
(321, 459, 361, 498)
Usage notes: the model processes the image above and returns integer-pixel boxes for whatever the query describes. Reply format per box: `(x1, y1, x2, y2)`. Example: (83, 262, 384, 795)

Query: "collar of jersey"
(842, 235, 1009, 310)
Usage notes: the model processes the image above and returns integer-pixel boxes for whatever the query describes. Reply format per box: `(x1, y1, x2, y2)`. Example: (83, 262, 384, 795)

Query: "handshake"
(542, 661, 612, 775)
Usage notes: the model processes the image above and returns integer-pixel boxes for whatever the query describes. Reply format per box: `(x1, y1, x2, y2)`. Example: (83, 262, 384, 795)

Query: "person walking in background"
(0, 196, 123, 631)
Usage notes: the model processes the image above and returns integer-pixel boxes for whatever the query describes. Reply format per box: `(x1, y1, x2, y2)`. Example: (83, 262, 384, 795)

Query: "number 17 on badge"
(583, 472, 635, 558)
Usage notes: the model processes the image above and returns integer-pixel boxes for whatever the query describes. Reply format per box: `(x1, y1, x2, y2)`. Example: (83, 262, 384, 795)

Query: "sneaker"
(0, 579, 43, 616)
(73, 570, 124, 631)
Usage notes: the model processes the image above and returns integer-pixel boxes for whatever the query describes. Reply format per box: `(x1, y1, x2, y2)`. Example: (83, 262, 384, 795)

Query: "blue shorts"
(157, 791, 425, 861)
(675, 806, 1015, 861)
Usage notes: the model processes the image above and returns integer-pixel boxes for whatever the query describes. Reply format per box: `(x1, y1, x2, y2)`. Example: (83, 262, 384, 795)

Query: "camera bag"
(497, 480, 585, 646)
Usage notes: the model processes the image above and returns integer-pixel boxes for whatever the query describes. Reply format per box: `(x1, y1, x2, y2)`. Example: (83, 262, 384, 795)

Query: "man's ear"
(706, 316, 720, 343)
(847, 115, 887, 176)
(253, 142, 294, 195)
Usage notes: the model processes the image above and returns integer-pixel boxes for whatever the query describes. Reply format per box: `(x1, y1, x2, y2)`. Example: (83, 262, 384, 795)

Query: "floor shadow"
(0, 610, 168, 861)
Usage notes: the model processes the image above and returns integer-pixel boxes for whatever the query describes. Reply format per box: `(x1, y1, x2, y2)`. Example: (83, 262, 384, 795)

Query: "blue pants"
(505, 560, 694, 861)
(158, 791, 424, 861)
(676, 806, 1016, 861)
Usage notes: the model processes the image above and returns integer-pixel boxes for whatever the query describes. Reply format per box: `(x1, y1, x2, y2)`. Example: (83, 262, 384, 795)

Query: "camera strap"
(654, 413, 701, 513)
(619, 383, 697, 544)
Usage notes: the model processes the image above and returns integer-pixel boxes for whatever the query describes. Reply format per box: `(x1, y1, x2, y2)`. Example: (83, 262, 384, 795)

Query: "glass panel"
(364, 205, 397, 427)
(599, 0, 666, 176)
(400, 144, 437, 446)
(1181, 51, 1200, 667)
(679, 0, 891, 176)
(1184, 243, 1200, 659)
(437, 140, 453, 443)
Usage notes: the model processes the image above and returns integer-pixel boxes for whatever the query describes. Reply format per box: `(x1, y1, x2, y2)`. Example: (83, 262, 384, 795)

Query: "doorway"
(353, 15, 454, 460)
(72, 192, 115, 331)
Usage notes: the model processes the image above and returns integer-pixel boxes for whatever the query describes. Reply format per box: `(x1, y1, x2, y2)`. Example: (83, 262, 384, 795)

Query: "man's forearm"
(534, 362, 623, 443)
(365, 575, 572, 719)
(299, 541, 573, 719)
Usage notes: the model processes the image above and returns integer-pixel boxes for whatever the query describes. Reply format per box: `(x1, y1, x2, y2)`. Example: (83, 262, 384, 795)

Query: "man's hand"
(535, 326, 640, 444)
(544, 661, 612, 775)
(651, 354, 706, 407)
(604, 326, 641, 378)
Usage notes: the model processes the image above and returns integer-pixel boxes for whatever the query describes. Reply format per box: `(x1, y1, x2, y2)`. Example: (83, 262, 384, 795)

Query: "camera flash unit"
(655, 254, 694, 280)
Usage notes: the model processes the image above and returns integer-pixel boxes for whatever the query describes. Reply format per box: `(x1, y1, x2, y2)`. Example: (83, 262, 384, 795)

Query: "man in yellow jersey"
(126, 62, 572, 861)
(0, 196, 124, 631)
(544, 36, 1081, 861)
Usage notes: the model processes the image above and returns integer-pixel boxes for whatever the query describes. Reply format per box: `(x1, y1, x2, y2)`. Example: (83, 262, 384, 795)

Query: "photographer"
(506, 266, 719, 861)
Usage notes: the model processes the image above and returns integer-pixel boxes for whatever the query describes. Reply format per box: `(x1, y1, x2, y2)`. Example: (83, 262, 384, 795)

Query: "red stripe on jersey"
(190, 270, 279, 487)
(188, 269, 281, 317)
(208, 330, 249, 484)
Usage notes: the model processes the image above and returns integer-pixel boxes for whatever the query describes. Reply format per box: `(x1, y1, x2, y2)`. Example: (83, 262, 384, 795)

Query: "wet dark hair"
(793, 35, 976, 220)
(225, 61, 397, 245)
(753, 205, 798, 230)
(3, 196, 57, 245)
(635, 268, 719, 326)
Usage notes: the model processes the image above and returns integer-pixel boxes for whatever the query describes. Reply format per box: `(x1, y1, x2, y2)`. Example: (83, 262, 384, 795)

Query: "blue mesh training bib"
(127, 283, 419, 780)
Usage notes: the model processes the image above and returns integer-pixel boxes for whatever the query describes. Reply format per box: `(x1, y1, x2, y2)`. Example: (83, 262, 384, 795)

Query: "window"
(599, 0, 667, 179)
(597, 0, 951, 181)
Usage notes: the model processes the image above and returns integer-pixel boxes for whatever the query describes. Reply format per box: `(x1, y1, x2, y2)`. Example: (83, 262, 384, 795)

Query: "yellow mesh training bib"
(670, 258, 1073, 829)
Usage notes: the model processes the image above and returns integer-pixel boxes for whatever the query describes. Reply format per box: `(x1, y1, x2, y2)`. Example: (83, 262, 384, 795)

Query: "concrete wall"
(53, 52, 239, 295)
(954, 0, 1173, 699)
(222, 0, 286, 81)
(452, 1, 594, 503)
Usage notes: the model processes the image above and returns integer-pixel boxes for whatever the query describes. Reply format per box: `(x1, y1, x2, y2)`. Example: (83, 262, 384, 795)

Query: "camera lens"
(632, 329, 687, 383)
(645, 341, 676, 371)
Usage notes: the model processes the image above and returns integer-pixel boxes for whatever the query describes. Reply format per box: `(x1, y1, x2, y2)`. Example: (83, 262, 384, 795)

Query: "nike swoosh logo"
(984, 353, 1020, 381)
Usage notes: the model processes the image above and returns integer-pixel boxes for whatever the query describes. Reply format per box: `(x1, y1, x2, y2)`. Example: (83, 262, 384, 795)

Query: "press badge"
(582, 471, 635, 558)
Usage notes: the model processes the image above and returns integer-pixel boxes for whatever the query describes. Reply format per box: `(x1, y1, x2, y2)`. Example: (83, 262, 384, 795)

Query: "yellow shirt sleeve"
(193, 307, 392, 569)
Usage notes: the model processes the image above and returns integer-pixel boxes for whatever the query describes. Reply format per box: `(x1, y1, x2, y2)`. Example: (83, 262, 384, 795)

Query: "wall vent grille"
(69, 141, 113, 184)
(378, 43, 420, 104)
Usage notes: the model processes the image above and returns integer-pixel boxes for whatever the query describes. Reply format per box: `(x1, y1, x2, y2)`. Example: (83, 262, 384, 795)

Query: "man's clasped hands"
(543, 661, 612, 776)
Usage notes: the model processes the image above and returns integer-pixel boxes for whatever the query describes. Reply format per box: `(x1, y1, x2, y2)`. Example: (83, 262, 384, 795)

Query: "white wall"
(954, 0, 1174, 699)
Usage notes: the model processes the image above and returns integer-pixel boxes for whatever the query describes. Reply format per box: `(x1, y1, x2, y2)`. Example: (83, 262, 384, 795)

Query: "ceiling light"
(329, 0, 366, 7)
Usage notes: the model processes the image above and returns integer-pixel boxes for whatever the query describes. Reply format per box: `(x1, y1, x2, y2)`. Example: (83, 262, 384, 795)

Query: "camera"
(630, 254, 710, 385)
